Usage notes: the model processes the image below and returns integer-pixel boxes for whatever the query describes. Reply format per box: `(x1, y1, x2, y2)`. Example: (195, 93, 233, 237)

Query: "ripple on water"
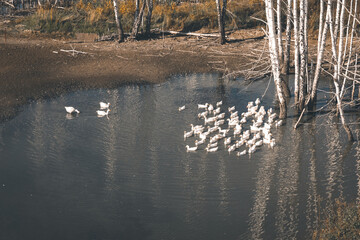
(0, 73, 359, 240)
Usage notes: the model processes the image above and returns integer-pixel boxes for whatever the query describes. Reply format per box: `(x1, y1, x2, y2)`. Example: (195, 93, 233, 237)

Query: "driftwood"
(161, 30, 221, 38)
(60, 49, 89, 56)
(95, 33, 119, 42)
(1, 0, 15, 8)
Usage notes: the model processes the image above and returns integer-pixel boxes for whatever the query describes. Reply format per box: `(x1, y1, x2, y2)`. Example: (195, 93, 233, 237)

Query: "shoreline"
(0, 30, 265, 122)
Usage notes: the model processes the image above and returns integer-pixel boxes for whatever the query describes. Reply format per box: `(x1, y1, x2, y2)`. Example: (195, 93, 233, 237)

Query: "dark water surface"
(1, 73, 360, 240)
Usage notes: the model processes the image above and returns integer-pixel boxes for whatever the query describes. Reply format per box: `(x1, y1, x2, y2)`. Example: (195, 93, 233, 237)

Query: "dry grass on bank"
(22, 0, 264, 36)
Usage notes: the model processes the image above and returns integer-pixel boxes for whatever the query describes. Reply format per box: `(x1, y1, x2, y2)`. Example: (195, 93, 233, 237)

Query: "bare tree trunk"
(282, 0, 292, 75)
(352, 54, 358, 100)
(304, 0, 310, 93)
(317, 0, 324, 54)
(113, 0, 124, 42)
(265, 0, 287, 118)
(309, 0, 331, 110)
(331, 0, 354, 141)
(215, 0, 227, 44)
(293, 0, 300, 103)
(342, 0, 353, 61)
(298, 0, 307, 111)
(145, 0, 153, 37)
(277, 0, 283, 65)
(337, 0, 346, 97)
(130, 0, 146, 39)
(135, 0, 140, 20)
(341, 0, 357, 98)
(333, 0, 341, 44)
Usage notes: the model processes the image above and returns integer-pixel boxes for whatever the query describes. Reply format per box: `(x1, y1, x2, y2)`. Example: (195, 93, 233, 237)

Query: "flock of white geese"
(179, 98, 283, 156)
(64, 102, 111, 117)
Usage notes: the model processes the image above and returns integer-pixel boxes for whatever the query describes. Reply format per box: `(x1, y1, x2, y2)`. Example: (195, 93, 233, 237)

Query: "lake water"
(1, 73, 360, 240)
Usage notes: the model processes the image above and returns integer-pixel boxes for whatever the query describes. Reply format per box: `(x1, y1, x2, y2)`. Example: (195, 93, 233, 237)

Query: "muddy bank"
(0, 29, 266, 121)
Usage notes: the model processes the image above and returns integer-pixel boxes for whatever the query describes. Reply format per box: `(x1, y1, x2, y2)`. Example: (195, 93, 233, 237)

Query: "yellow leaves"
(76, 0, 85, 10)
(119, 0, 135, 15)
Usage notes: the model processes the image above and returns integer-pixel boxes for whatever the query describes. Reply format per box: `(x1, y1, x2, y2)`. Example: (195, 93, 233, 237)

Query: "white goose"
(275, 120, 283, 128)
(216, 113, 225, 119)
(198, 103, 209, 109)
(208, 104, 214, 112)
(184, 130, 193, 140)
(99, 102, 110, 109)
(65, 106, 80, 114)
(206, 146, 219, 152)
(237, 150, 247, 156)
(179, 105, 186, 111)
(207, 142, 218, 148)
(204, 116, 217, 124)
(198, 111, 208, 119)
(248, 145, 257, 154)
(228, 144, 237, 153)
(97, 109, 110, 117)
(228, 106, 235, 112)
(224, 137, 232, 146)
(186, 145, 198, 152)
(195, 139, 206, 146)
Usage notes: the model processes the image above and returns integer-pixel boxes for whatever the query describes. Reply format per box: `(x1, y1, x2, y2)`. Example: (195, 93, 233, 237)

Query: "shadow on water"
(1, 73, 360, 240)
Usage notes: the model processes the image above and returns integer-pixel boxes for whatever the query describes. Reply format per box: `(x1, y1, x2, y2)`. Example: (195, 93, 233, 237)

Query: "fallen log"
(60, 49, 89, 56)
(1, 0, 15, 8)
(160, 30, 221, 38)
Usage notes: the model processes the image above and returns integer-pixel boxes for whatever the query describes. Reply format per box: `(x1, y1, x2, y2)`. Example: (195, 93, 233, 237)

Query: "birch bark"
(277, 0, 283, 64)
(113, 0, 124, 42)
(265, 0, 287, 118)
(293, 0, 299, 103)
(216, 0, 227, 44)
(298, 0, 307, 110)
(282, 0, 292, 75)
(309, 0, 331, 109)
(130, 0, 146, 39)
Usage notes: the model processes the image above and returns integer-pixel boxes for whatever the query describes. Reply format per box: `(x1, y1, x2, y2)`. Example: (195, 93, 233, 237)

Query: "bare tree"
(113, 0, 124, 42)
(277, 0, 283, 65)
(215, 0, 227, 44)
(145, 0, 153, 37)
(130, 0, 146, 39)
(327, 0, 353, 140)
(293, 0, 300, 103)
(308, 0, 331, 110)
(264, 0, 287, 118)
(298, 0, 308, 111)
(281, 0, 292, 75)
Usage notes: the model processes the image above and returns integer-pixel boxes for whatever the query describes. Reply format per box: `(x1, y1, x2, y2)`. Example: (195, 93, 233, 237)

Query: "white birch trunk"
(293, 0, 300, 103)
(331, 0, 353, 141)
(216, 0, 227, 44)
(113, 0, 124, 42)
(333, 0, 341, 44)
(352, 54, 358, 100)
(265, 0, 287, 118)
(309, 0, 331, 109)
(277, 0, 283, 64)
(282, 0, 292, 75)
(298, 0, 307, 110)
(337, 0, 346, 94)
(317, 0, 324, 54)
(341, 0, 357, 97)
(342, 0, 353, 61)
